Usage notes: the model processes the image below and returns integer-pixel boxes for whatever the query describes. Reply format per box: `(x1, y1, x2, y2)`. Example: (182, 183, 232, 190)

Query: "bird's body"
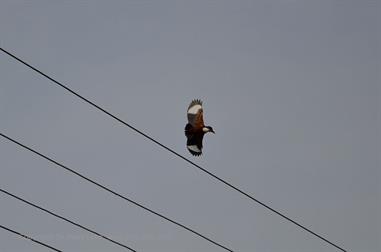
(185, 99, 214, 156)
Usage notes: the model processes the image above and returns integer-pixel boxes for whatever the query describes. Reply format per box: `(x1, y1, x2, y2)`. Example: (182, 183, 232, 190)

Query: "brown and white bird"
(185, 99, 215, 156)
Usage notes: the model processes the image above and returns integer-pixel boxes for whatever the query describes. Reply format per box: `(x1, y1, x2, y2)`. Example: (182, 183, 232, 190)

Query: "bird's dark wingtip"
(190, 151, 202, 156)
(189, 99, 203, 108)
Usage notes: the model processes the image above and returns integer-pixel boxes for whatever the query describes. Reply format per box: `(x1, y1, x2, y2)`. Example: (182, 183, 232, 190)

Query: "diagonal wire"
(0, 188, 137, 252)
(0, 224, 63, 252)
(0, 47, 347, 252)
(0, 132, 234, 252)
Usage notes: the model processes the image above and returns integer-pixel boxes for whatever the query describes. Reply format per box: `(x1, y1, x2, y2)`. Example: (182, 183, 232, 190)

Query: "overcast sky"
(0, 1, 379, 252)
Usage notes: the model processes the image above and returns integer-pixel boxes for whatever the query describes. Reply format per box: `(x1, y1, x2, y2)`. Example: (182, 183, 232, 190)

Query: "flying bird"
(185, 99, 215, 156)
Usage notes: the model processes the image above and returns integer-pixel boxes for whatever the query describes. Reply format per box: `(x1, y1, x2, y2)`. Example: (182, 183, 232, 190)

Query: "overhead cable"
(0, 188, 137, 252)
(0, 132, 234, 252)
(0, 224, 63, 252)
(0, 47, 347, 252)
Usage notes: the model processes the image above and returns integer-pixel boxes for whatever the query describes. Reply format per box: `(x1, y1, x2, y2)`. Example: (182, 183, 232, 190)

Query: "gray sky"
(0, 1, 379, 252)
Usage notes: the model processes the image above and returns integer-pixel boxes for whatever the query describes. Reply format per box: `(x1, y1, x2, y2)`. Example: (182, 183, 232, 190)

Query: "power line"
(0, 188, 137, 252)
(0, 132, 234, 252)
(0, 47, 347, 252)
(0, 224, 63, 252)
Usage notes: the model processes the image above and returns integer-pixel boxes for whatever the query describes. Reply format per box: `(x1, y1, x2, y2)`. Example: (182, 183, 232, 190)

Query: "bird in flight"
(185, 99, 215, 156)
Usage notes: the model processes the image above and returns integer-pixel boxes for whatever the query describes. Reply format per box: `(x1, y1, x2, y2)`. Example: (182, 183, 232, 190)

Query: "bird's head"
(203, 126, 215, 134)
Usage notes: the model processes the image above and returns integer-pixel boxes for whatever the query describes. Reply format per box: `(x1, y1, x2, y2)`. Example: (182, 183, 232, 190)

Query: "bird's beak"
(211, 130, 215, 134)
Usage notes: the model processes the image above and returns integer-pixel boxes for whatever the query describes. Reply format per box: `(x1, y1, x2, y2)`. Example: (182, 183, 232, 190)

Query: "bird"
(185, 99, 215, 156)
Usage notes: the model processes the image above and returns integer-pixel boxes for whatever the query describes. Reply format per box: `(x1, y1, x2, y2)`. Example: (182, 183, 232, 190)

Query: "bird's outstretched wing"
(186, 131, 204, 156)
(187, 99, 204, 129)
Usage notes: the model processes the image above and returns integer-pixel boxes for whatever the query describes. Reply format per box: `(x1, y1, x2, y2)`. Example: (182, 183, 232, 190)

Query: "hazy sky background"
(0, 1, 379, 252)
